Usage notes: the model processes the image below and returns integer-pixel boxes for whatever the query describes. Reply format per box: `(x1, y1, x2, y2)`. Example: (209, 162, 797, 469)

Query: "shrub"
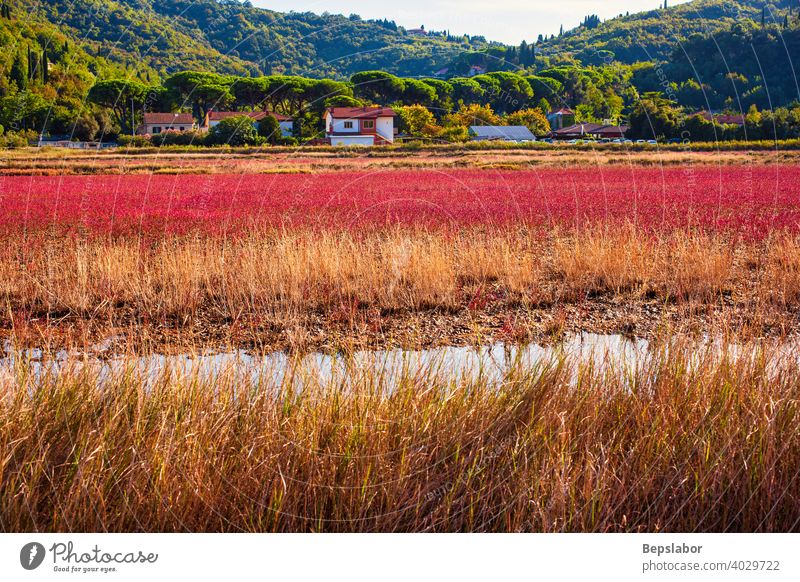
(257, 114, 282, 145)
(208, 115, 261, 146)
(117, 135, 152, 147)
(151, 129, 207, 147)
(73, 114, 100, 141)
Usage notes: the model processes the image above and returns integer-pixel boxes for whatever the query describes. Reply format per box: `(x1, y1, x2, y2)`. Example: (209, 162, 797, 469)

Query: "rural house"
(589, 124, 630, 139)
(550, 123, 629, 140)
(546, 107, 575, 131)
(138, 113, 195, 135)
(467, 65, 486, 77)
(203, 111, 294, 136)
(469, 125, 536, 142)
(698, 111, 745, 126)
(324, 106, 397, 146)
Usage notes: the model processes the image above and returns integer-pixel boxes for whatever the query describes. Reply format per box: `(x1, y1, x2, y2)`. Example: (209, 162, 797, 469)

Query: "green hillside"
(539, 0, 796, 65)
(2, 0, 800, 144)
(4, 0, 488, 80)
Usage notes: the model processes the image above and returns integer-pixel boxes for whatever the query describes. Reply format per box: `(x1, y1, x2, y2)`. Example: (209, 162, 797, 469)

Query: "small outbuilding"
(469, 125, 536, 142)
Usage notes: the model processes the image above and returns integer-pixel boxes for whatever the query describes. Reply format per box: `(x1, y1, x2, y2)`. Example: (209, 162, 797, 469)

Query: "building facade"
(324, 107, 396, 146)
(139, 113, 196, 135)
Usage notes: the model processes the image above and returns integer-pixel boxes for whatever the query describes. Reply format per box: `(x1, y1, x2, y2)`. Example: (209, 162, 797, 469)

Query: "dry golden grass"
(2, 227, 798, 332)
(0, 338, 797, 532)
(4, 148, 800, 175)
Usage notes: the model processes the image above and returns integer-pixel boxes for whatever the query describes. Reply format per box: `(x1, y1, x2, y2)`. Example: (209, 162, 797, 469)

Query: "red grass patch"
(1, 166, 797, 237)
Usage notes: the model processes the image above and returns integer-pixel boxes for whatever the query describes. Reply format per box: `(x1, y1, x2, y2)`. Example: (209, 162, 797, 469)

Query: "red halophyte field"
(0, 166, 797, 237)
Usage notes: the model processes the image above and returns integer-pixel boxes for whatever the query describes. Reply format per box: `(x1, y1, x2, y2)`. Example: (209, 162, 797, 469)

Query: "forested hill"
(539, 0, 797, 65)
(3, 0, 488, 80)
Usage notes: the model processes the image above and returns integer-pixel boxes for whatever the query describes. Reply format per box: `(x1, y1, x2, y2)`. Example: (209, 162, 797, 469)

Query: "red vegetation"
(1, 166, 797, 237)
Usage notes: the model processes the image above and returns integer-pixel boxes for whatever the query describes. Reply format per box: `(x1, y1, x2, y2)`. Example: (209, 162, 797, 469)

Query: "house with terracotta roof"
(546, 107, 575, 131)
(138, 113, 196, 135)
(203, 111, 294, 137)
(589, 124, 630, 139)
(324, 106, 397, 146)
(698, 111, 745, 126)
(550, 123, 629, 140)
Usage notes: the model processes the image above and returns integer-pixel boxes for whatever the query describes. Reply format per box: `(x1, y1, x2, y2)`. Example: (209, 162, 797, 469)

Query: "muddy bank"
(3, 295, 796, 355)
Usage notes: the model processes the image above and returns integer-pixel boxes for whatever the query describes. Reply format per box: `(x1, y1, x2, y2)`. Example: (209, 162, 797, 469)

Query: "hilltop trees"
(231, 77, 269, 110)
(450, 78, 485, 106)
(164, 72, 234, 120)
(351, 71, 406, 103)
(88, 79, 151, 134)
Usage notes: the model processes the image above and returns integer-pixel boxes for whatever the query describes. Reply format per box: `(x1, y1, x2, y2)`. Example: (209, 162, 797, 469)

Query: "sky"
(255, 0, 694, 45)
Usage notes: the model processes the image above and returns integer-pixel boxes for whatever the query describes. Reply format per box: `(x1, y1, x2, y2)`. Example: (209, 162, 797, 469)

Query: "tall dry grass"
(0, 339, 797, 532)
(2, 227, 798, 329)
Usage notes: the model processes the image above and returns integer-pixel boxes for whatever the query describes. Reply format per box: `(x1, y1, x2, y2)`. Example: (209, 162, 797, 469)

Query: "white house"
(203, 111, 294, 137)
(324, 106, 396, 146)
(139, 113, 196, 135)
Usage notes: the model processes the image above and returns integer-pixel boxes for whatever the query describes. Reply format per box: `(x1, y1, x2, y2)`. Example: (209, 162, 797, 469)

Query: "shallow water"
(1, 332, 793, 390)
(1, 333, 649, 387)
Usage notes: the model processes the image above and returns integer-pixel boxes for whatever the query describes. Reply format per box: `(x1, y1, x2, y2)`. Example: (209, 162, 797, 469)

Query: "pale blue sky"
(255, 0, 694, 44)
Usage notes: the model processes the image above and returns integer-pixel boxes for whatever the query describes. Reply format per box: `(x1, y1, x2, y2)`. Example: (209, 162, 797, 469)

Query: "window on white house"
(153, 127, 162, 134)
(344, 121, 353, 129)
(178, 126, 184, 131)
(363, 120, 374, 129)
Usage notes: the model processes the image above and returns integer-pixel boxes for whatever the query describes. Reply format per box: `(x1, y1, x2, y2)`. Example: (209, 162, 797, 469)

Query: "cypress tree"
(10, 50, 27, 90)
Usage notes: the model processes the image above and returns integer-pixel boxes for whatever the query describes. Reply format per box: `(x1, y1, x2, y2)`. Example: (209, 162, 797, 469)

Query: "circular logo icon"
(20, 542, 46, 570)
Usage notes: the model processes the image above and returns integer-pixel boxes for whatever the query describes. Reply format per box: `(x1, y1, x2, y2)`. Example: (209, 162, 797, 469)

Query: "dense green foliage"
(207, 114, 260, 146)
(8, 0, 488, 79)
(539, 0, 796, 64)
(2, 0, 800, 146)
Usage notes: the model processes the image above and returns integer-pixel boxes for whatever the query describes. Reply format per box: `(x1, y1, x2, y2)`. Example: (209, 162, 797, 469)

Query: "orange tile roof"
(327, 107, 396, 119)
(143, 113, 194, 124)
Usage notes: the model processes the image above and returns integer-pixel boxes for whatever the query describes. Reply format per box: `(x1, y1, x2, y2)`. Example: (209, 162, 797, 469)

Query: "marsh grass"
(0, 338, 797, 532)
(1, 226, 797, 330)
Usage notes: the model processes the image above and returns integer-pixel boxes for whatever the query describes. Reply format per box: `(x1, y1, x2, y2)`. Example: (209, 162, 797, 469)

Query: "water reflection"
(2, 333, 651, 390)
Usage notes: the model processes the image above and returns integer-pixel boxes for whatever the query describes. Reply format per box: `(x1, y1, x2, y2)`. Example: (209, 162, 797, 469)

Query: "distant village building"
(407, 25, 427, 36)
(550, 122, 629, 140)
(138, 113, 195, 135)
(590, 124, 629, 139)
(203, 110, 294, 136)
(469, 125, 536, 142)
(324, 106, 397, 146)
(467, 65, 486, 77)
(698, 111, 745, 126)
(546, 107, 575, 131)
